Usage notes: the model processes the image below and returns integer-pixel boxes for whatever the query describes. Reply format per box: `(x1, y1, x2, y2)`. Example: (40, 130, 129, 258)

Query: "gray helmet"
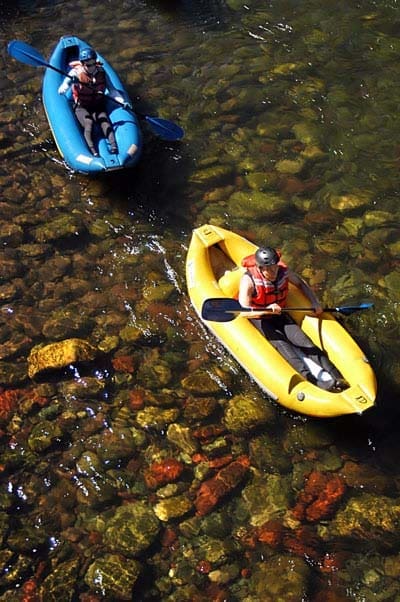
(255, 247, 279, 267)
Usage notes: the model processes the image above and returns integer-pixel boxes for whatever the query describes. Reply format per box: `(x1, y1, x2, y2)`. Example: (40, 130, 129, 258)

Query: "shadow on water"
(0, 0, 58, 23)
(97, 136, 193, 232)
(146, 0, 231, 28)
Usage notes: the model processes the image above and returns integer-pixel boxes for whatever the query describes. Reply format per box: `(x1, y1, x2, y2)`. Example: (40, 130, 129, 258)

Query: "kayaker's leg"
(75, 107, 98, 156)
(98, 111, 118, 153)
(252, 317, 311, 379)
(283, 320, 346, 389)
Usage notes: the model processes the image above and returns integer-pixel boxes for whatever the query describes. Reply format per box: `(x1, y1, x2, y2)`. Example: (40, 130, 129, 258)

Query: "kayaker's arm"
(287, 269, 323, 315)
(104, 74, 132, 108)
(58, 68, 78, 94)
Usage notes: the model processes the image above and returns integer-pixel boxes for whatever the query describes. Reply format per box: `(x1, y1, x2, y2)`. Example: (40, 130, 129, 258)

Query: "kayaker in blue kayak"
(58, 47, 128, 156)
(238, 246, 347, 391)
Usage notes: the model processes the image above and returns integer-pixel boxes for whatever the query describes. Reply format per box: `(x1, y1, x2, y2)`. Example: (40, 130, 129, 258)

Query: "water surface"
(1, 1, 400, 600)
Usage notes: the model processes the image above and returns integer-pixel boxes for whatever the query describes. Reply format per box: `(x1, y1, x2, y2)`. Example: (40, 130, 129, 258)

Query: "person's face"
(259, 263, 279, 280)
(83, 60, 96, 73)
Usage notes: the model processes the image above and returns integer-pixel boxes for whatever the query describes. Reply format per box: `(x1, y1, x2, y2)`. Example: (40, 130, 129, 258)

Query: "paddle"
(105, 96, 184, 141)
(201, 298, 374, 322)
(7, 39, 185, 141)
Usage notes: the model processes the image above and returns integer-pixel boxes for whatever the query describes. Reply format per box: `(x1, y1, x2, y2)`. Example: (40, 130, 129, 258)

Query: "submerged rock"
(103, 501, 160, 556)
(194, 455, 250, 516)
(181, 370, 222, 395)
(242, 472, 293, 527)
(154, 494, 193, 521)
(85, 554, 142, 600)
(28, 419, 63, 452)
(246, 555, 311, 600)
(28, 338, 98, 379)
(319, 493, 400, 547)
(224, 395, 274, 434)
(39, 559, 80, 601)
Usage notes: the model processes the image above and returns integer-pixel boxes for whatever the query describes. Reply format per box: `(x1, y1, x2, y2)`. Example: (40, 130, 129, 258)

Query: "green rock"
(275, 158, 305, 174)
(189, 164, 234, 186)
(181, 370, 222, 395)
(142, 282, 175, 302)
(167, 423, 198, 455)
(329, 190, 372, 212)
(39, 560, 80, 602)
(228, 190, 287, 219)
(154, 494, 192, 521)
(28, 420, 63, 452)
(136, 407, 180, 431)
(242, 472, 293, 527)
(224, 395, 274, 434)
(320, 493, 400, 546)
(245, 172, 278, 191)
(246, 555, 311, 600)
(103, 502, 160, 556)
(249, 434, 292, 474)
(85, 554, 141, 600)
(33, 215, 87, 243)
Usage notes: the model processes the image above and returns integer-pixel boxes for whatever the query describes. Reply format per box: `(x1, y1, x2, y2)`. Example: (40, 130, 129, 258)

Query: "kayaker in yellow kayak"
(238, 246, 347, 391)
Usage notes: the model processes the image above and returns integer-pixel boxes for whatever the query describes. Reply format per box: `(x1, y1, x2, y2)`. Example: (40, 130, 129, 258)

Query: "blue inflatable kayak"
(42, 35, 142, 174)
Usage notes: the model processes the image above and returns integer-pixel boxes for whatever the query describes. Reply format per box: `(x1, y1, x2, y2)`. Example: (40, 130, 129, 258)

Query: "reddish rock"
(146, 302, 177, 321)
(279, 176, 321, 196)
(292, 470, 347, 522)
(196, 560, 212, 574)
(283, 525, 321, 561)
(112, 355, 134, 373)
(192, 452, 208, 464)
(161, 527, 178, 550)
(144, 458, 184, 489)
(192, 424, 226, 442)
(257, 519, 284, 547)
(129, 389, 145, 410)
(22, 578, 38, 597)
(319, 551, 346, 574)
(0, 387, 48, 425)
(194, 455, 250, 516)
(0, 389, 20, 423)
(207, 455, 233, 469)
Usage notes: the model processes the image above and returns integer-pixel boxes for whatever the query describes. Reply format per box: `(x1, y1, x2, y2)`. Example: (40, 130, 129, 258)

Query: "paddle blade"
(8, 40, 48, 68)
(201, 298, 242, 322)
(335, 302, 374, 316)
(144, 116, 184, 141)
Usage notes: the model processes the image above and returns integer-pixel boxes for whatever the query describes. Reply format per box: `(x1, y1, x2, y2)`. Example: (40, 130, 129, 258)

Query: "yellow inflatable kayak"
(186, 224, 377, 418)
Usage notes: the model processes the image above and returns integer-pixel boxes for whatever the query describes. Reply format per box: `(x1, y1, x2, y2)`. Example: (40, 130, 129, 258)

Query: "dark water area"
(1, 0, 400, 600)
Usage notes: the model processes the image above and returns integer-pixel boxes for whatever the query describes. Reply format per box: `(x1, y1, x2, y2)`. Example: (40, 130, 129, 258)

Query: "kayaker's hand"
(267, 303, 281, 314)
(312, 305, 323, 316)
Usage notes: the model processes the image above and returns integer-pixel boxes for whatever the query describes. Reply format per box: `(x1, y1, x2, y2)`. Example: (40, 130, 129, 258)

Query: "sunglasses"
(84, 61, 96, 67)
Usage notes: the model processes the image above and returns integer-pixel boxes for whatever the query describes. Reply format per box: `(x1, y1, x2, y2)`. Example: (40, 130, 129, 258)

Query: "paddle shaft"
(201, 298, 374, 322)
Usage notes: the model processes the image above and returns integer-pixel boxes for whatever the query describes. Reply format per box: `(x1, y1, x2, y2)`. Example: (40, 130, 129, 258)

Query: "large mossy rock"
(28, 338, 98, 379)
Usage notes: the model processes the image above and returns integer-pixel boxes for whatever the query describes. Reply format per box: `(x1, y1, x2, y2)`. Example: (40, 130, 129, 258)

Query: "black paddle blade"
(201, 298, 242, 322)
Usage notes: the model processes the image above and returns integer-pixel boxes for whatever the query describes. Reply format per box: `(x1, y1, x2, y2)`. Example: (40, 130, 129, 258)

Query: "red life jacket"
(69, 61, 106, 108)
(241, 253, 289, 308)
